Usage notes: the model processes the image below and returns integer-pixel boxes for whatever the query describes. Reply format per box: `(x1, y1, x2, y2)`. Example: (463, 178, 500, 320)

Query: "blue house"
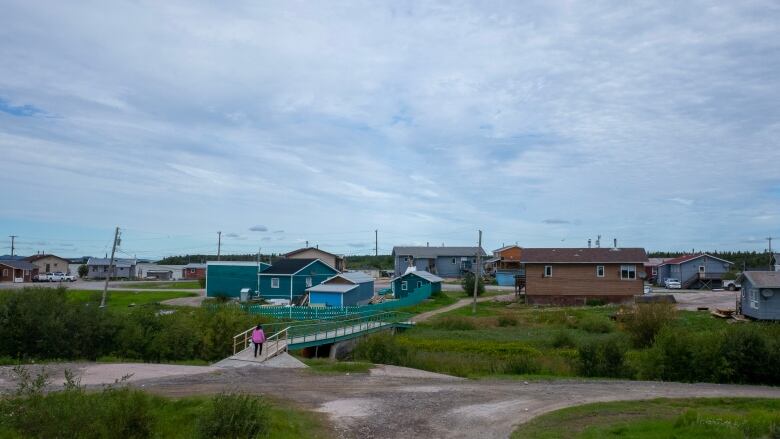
(392, 246, 486, 278)
(391, 270, 443, 299)
(307, 271, 374, 307)
(739, 271, 780, 320)
(655, 253, 733, 289)
(258, 258, 339, 302)
(206, 261, 271, 298)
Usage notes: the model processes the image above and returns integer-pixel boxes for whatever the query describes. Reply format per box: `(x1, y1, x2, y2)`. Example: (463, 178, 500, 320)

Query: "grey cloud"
(249, 225, 268, 232)
(542, 219, 570, 225)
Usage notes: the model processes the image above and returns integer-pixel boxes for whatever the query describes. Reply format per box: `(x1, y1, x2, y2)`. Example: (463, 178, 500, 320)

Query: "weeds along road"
(3, 362, 780, 439)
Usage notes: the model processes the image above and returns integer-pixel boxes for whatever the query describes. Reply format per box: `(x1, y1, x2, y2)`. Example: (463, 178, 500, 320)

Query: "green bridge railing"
(212, 284, 433, 321)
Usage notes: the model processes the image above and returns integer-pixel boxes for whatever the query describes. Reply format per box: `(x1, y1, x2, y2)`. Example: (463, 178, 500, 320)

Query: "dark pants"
(254, 342, 263, 357)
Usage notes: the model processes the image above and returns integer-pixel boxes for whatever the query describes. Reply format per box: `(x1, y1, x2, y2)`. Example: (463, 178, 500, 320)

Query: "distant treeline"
(648, 251, 775, 271)
(157, 253, 395, 269)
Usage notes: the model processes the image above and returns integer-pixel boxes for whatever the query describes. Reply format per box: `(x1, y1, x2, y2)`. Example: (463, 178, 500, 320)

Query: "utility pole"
(217, 231, 222, 261)
(256, 247, 261, 295)
(768, 237, 774, 271)
(8, 235, 17, 256)
(375, 229, 378, 257)
(100, 227, 120, 308)
(472, 229, 482, 314)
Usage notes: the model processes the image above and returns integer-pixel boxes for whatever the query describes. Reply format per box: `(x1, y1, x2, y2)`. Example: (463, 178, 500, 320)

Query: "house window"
(452, 258, 456, 264)
(416, 281, 422, 288)
(92, 266, 97, 272)
(2, 269, 6, 277)
(750, 289, 759, 310)
(271, 278, 279, 288)
(404, 257, 408, 262)
(621, 265, 636, 280)
(305, 277, 312, 287)
(652, 267, 658, 275)
(401, 281, 408, 291)
(596, 265, 605, 277)
(103, 266, 108, 272)
(544, 266, 552, 277)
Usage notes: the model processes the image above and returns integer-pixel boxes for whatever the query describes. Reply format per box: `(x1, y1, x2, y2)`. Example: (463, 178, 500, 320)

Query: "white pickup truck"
(722, 279, 741, 291)
(35, 272, 77, 282)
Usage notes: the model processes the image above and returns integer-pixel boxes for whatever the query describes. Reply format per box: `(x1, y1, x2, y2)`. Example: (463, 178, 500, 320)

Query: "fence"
(211, 283, 433, 321)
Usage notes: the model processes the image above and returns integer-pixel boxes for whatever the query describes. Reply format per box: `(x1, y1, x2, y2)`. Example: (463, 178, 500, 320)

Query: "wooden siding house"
(206, 261, 271, 298)
(392, 246, 486, 278)
(86, 257, 137, 279)
(307, 271, 374, 307)
(0, 260, 36, 282)
(258, 258, 339, 303)
(182, 263, 207, 280)
(485, 245, 524, 286)
(655, 254, 733, 289)
(284, 247, 345, 271)
(390, 270, 443, 299)
(25, 254, 71, 274)
(523, 248, 648, 305)
(739, 272, 780, 320)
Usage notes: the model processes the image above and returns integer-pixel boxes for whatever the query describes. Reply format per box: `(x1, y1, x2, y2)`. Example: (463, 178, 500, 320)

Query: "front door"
(46, 263, 50, 272)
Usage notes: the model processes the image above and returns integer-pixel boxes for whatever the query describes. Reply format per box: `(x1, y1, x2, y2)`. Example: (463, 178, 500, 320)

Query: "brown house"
(182, 263, 206, 280)
(523, 248, 647, 305)
(25, 254, 71, 274)
(284, 247, 345, 271)
(0, 260, 37, 283)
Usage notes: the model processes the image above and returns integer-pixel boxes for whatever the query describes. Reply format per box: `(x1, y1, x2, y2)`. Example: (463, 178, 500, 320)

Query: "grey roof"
(338, 271, 374, 284)
(741, 271, 780, 288)
(87, 257, 137, 268)
(183, 263, 207, 269)
(392, 246, 486, 258)
(306, 283, 358, 294)
(0, 260, 35, 270)
(261, 258, 320, 275)
(393, 270, 444, 283)
(522, 248, 648, 264)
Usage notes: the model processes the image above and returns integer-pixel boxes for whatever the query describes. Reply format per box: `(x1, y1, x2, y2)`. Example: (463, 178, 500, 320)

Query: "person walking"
(251, 324, 266, 358)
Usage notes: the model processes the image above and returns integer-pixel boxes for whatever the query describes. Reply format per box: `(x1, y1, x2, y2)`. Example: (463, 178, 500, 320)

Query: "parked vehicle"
(643, 285, 653, 294)
(61, 273, 77, 282)
(664, 278, 682, 289)
(48, 272, 65, 282)
(33, 273, 50, 282)
(722, 279, 741, 291)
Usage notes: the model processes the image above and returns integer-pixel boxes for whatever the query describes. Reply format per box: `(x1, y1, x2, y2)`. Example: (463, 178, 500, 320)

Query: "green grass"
(66, 289, 197, 312)
(300, 358, 374, 374)
(512, 398, 780, 439)
(114, 281, 202, 290)
(397, 291, 460, 314)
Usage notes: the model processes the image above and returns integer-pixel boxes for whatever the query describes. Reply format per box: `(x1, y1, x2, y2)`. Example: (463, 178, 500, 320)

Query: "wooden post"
(472, 230, 482, 314)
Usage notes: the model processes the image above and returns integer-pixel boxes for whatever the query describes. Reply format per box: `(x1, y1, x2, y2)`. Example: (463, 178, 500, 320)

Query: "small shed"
(307, 271, 374, 307)
(391, 270, 443, 299)
(739, 271, 780, 320)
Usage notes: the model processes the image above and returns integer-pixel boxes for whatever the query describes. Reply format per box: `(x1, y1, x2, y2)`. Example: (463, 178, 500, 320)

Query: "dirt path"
(6, 362, 779, 439)
(411, 293, 516, 322)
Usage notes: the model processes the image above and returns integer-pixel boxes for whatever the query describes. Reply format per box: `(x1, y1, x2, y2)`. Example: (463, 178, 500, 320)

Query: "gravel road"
(3, 362, 779, 439)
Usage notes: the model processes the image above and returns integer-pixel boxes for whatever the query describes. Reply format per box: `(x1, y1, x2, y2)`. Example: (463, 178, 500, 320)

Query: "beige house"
(25, 254, 72, 274)
(284, 247, 345, 271)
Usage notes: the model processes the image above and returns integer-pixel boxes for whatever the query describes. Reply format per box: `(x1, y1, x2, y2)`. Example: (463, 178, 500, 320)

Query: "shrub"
(353, 333, 409, 364)
(78, 264, 89, 278)
(551, 331, 577, 348)
(497, 314, 518, 327)
(585, 299, 605, 307)
(198, 278, 207, 288)
(577, 336, 629, 378)
(576, 315, 614, 333)
(432, 316, 476, 330)
(622, 303, 676, 348)
(195, 393, 270, 439)
(461, 273, 485, 297)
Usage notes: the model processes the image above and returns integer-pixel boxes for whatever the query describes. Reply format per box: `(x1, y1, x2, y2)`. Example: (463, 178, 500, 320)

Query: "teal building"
(391, 270, 443, 298)
(258, 258, 339, 302)
(206, 261, 271, 298)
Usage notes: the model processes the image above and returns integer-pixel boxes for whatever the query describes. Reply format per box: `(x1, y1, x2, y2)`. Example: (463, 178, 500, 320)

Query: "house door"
(46, 263, 50, 272)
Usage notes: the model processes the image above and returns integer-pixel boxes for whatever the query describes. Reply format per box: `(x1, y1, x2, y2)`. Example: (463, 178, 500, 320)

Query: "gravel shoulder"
(3, 362, 779, 439)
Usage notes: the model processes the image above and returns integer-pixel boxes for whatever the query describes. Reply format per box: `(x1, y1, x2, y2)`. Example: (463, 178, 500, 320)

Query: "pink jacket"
(251, 328, 266, 344)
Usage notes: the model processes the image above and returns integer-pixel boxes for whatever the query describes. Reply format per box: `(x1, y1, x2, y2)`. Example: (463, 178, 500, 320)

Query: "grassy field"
(512, 398, 780, 439)
(66, 289, 197, 312)
(353, 299, 740, 379)
(113, 280, 202, 289)
(300, 358, 374, 374)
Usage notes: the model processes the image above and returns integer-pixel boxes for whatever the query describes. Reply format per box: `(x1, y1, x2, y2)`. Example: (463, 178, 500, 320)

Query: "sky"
(0, 1, 779, 259)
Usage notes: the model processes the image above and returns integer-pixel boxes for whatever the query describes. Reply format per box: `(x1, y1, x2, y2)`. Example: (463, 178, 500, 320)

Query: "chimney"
(596, 235, 601, 248)
(588, 239, 592, 248)
(426, 242, 429, 247)
(614, 238, 617, 248)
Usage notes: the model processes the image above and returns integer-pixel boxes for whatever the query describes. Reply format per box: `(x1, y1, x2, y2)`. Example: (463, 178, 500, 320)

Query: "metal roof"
(284, 247, 344, 259)
(741, 271, 780, 288)
(0, 260, 35, 270)
(392, 246, 486, 258)
(392, 270, 444, 283)
(25, 254, 69, 263)
(338, 271, 374, 284)
(521, 248, 648, 264)
(183, 263, 207, 269)
(306, 283, 358, 294)
(261, 258, 319, 275)
(87, 257, 137, 268)
(658, 253, 733, 266)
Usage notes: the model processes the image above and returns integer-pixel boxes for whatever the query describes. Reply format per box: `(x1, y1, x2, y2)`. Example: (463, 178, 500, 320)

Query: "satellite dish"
(761, 289, 774, 299)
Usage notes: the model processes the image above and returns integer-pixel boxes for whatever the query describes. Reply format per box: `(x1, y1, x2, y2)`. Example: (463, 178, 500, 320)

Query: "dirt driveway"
(3, 362, 779, 439)
(649, 290, 738, 311)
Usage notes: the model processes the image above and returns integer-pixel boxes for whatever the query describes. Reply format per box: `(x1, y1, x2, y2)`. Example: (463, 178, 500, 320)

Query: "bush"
(576, 315, 614, 334)
(353, 333, 409, 364)
(622, 303, 676, 348)
(461, 273, 485, 297)
(585, 299, 605, 307)
(432, 316, 476, 330)
(577, 336, 629, 378)
(78, 264, 89, 278)
(551, 331, 577, 348)
(497, 314, 518, 327)
(196, 393, 270, 439)
(198, 278, 207, 288)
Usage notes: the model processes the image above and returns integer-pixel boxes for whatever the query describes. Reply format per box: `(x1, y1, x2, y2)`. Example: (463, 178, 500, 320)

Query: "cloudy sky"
(1, 1, 778, 259)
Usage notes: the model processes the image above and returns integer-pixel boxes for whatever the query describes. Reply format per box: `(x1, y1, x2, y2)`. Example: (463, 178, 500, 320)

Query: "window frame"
(620, 265, 637, 280)
(401, 280, 408, 291)
(416, 280, 422, 288)
(305, 276, 312, 288)
(544, 265, 552, 277)
(271, 277, 280, 288)
(596, 265, 605, 278)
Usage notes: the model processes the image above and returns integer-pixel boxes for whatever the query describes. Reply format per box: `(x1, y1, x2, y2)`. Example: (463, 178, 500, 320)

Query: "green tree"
(77, 264, 88, 278)
(461, 273, 485, 296)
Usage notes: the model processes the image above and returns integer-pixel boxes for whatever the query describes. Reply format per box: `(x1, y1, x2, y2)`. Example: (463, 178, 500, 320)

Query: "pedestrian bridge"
(222, 311, 413, 365)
